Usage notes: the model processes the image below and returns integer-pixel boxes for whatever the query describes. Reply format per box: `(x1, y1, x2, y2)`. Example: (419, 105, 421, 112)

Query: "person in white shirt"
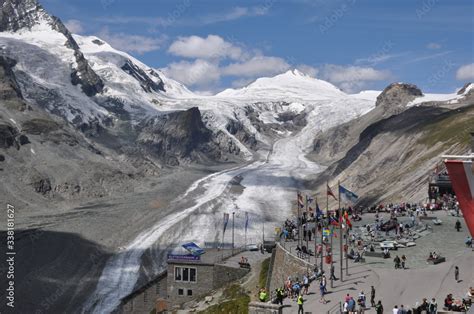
(392, 305, 399, 314)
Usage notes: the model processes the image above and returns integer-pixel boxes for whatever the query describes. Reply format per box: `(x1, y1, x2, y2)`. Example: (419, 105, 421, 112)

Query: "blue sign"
(167, 254, 201, 261)
(182, 242, 205, 256)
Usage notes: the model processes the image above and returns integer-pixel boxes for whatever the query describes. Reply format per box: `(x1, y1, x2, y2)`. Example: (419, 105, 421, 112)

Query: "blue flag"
(316, 203, 323, 218)
(339, 185, 359, 204)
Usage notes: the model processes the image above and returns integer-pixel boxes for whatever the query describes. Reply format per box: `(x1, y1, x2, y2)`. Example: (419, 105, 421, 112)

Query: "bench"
(427, 257, 446, 264)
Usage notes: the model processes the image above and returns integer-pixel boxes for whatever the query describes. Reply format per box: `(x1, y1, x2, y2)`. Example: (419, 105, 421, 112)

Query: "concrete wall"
(268, 243, 313, 292)
(121, 274, 167, 314)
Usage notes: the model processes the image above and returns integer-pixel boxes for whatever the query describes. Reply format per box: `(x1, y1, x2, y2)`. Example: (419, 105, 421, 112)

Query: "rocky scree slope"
(309, 82, 474, 205)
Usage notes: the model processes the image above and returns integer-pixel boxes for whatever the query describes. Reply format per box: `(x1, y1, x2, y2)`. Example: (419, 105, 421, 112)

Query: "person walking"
(347, 297, 356, 313)
(275, 287, 284, 305)
(319, 276, 328, 304)
(330, 263, 337, 280)
(258, 288, 268, 302)
(455, 220, 461, 232)
(375, 300, 384, 314)
(370, 286, 376, 307)
(455, 266, 460, 282)
(302, 274, 309, 295)
(429, 297, 438, 314)
(297, 293, 304, 314)
(394, 255, 401, 269)
(401, 255, 406, 269)
(399, 304, 407, 314)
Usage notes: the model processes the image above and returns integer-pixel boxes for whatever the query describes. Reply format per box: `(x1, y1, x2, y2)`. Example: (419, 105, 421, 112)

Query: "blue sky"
(42, 0, 473, 94)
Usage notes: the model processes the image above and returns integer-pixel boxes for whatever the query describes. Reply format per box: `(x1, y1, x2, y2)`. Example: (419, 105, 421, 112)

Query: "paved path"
(277, 211, 473, 313)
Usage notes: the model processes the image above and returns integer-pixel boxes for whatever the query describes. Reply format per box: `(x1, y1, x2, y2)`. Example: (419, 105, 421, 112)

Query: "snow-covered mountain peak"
(0, 0, 50, 32)
(216, 68, 345, 101)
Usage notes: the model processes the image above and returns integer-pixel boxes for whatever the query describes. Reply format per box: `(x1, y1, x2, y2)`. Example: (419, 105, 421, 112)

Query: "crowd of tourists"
(265, 192, 471, 313)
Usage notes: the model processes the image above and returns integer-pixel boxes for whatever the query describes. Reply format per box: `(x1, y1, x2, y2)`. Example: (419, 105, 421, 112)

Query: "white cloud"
(456, 63, 474, 81)
(64, 19, 84, 34)
(296, 64, 319, 77)
(427, 42, 442, 49)
(161, 59, 221, 87)
(406, 50, 452, 63)
(231, 78, 256, 88)
(168, 35, 243, 60)
(96, 27, 165, 54)
(222, 56, 290, 77)
(319, 65, 392, 93)
(200, 6, 269, 24)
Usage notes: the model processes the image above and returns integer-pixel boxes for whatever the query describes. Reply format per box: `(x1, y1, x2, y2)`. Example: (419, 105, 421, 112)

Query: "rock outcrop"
(137, 107, 222, 165)
(376, 83, 422, 112)
(121, 59, 165, 93)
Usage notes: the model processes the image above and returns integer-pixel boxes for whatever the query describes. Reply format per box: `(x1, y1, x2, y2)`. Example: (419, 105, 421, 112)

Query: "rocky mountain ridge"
(309, 81, 474, 204)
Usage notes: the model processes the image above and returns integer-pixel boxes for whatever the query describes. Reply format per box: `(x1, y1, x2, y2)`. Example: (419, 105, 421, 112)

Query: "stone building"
(120, 272, 167, 313)
(166, 249, 249, 309)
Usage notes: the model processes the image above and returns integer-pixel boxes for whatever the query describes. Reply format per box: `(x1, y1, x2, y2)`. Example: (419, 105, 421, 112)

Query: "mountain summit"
(216, 69, 345, 101)
(0, 0, 104, 96)
(0, 0, 48, 32)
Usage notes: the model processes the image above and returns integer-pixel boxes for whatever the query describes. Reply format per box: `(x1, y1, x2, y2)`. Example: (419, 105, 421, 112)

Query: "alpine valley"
(0, 0, 472, 313)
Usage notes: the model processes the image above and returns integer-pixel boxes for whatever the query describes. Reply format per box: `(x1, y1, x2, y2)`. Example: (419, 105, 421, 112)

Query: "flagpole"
(305, 195, 309, 261)
(297, 192, 301, 248)
(232, 211, 235, 255)
(345, 227, 349, 276)
(322, 183, 328, 276)
(245, 212, 248, 251)
(338, 180, 343, 282)
(330, 225, 334, 288)
(314, 197, 318, 269)
(222, 213, 226, 250)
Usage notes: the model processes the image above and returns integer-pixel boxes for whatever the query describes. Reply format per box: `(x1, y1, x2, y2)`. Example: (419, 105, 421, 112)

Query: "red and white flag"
(327, 184, 337, 200)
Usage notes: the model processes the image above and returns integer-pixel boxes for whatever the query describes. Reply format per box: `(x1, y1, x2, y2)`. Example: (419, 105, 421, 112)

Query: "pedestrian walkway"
(275, 211, 473, 313)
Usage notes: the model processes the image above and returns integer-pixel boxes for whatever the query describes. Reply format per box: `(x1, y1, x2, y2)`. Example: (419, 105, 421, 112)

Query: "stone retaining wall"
(268, 242, 313, 292)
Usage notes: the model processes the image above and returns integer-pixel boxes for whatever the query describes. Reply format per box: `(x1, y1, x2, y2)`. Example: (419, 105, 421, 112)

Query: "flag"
(327, 184, 337, 200)
(297, 192, 304, 208)
(323, 227, 337, 237)
(344, 210, 352, 229)
(316, 203, 323, 218)
(329, 215, 339, 227)
(244, 212, 249, 232)
(223, 213, 230, 234)
(339, 185, 359, 204)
